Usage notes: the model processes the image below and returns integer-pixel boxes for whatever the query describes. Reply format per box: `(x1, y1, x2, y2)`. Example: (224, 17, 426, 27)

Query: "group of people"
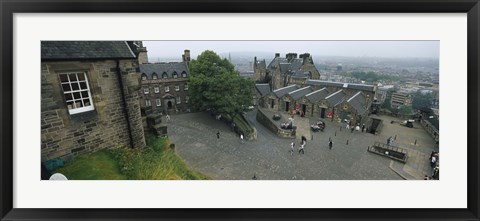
(344, 120, 367, 133)
(289, 135, 334, 155)
(424, 151, 440, 180)
(311, 121, 325, 132)
(281, 121, 293, 129)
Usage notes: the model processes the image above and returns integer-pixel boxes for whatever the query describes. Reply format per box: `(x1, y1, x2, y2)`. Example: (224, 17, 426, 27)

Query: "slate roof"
(139, 62, 189, 79)
(288, 86, 313, 101)
(255, 84, 271, 97)
(273, 85, 299, 98)
(325, 90, 347, 107)
(256, 60, 266, 69)
(306, 88, 329, 103)
(267, 57, 288, 69)
(306, 80, 375, 92)
(41, 41, 136, 60)
(347, 91, 368, 114)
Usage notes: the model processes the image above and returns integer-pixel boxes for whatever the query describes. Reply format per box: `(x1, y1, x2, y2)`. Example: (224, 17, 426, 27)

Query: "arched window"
(162, 72, 168, 79)
(141, 73, 147, 81)
(152, 72, 158, 80)
(173, 72, 178, 79)
(181, 71, 187, 78)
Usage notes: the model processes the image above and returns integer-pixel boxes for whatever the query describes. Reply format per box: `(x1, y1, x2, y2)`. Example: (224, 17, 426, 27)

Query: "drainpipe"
(116, 60, 135, 149)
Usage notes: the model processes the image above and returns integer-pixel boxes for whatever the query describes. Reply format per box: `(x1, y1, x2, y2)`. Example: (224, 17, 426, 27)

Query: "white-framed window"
(184, 83, 188, 90)
(173, 72, 178, 78)
(141, 73, 147, 81)
(175, 85, 180, 91)
(145, 99, 151, 107)
(176, 97, 181, 104)
(162, 73, 168, 79)
(152, 73, 158, 80)
(186, 96, 189, 103)
(182, 72, 187, 78)
(144, 88, 149, 94)
(156, 99, 161, 106)
(165, 86, 170, 92)
(59, 72, 94, 115)
(154, 87, 160, 93)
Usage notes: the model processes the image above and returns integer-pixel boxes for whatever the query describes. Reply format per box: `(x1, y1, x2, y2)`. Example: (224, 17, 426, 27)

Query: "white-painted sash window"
(59, 72, 94, 115)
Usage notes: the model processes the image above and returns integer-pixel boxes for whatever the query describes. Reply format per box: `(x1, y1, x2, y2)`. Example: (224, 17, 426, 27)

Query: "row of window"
(144, 84, 188, 94)
(141, 72, 187, 80)
(145, 97, 189, 107)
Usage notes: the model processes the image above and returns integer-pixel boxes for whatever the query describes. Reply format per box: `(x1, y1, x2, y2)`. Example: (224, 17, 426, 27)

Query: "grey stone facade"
(41, 41, 146, 162)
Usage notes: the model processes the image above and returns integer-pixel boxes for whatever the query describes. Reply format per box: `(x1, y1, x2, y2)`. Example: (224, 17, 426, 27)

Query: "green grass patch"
(54, 149, 127, 180)
(111, 133, 209, 180)
(54, 133, 209, 180)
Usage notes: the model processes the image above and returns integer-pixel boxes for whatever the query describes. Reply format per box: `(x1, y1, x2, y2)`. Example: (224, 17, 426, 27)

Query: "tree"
(398, 105, 413, 115)
(189, 50, 255, 117)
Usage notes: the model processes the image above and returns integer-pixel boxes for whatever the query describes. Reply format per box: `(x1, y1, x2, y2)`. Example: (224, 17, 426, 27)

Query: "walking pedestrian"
(328, 140, 333, 150)
(299, 143, 305, 154)
(240, 134, 244, 144)
(290, 142, 295, 155)
(362, 124, 365, 133)
(216, 131, 220, 139)
(166, 114, 170, 122)
(301, 135, 307, 144)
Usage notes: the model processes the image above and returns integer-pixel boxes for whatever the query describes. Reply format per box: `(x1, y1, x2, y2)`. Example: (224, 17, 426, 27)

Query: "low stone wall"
(256, 108, 295, 139)
(421, 119, 439, 142)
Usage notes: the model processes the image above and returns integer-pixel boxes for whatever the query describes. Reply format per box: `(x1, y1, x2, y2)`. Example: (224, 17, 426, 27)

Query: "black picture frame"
(1, 0, 479, 220)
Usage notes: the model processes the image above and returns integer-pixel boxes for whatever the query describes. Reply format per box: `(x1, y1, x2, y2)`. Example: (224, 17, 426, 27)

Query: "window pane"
(62, 84, 71, 92)
(64, 93, 73, 101)
(66, 101, 74, 110)
(71, 83, 80, 90)
(59, 74, 69, 83)
(69, 74, 78, 82)
(83, 99, 91, 106)
(73, 92, 81, 99)
(81, 91, 89, 98)
(75, 101, 83, 108)
(79, 82, 88, 90)
(77, 73, 86, 81)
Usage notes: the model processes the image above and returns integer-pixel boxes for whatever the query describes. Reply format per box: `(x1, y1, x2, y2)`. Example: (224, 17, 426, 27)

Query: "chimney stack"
(286, 53, 297, 62)
(300, 53, 311, 64)
(275, 53, 280, 58)
(182, 49, 191, 63)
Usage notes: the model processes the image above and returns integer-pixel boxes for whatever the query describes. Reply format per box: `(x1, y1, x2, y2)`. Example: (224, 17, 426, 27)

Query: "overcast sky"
(143, 41, 439, 60)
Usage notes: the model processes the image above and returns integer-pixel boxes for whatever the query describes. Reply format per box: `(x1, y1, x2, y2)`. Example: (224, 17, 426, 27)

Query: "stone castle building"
(254, 53, 321, 91)
(138, 49, 191, 115)
(41, 41, 146, 162)
(255, 80, 378, 126)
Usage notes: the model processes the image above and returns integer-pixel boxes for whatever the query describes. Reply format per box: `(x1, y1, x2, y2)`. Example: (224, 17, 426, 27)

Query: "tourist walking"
(299, 143, 305, 154)
(328, 140, 333, 150)
(290, 142, 295, 155)
(166, 114, 170, 122)
(216, 131, 220, 139)
(240, 134, 244, 144)
(301, 135, 307, 144)
(362, 124, 366, 133)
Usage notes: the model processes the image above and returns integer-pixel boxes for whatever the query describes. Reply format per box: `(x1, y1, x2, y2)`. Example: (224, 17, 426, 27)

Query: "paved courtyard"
(167, 109, 438, 180)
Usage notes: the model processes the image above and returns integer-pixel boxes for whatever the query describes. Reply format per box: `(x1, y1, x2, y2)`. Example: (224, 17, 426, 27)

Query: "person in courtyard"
(299, 143, 305, 154)
(216, 131, 220, 139)
(328, 140, 333, 150)
(362, 124, 366, 132)
(240, 134, 244, 144)
(301, 135, 307, 144)
(351, 126, 355, 133)
(166, 114, 170, 122)
(290, 142, 295, 155)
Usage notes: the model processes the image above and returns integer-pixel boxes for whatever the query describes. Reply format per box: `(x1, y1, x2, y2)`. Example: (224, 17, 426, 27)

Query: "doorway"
(285, 101, 290, 112)
(320, 108, 326, 118)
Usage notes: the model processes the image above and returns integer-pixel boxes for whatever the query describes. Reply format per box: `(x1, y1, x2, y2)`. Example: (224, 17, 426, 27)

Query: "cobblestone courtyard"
(167, 109, 438, 180)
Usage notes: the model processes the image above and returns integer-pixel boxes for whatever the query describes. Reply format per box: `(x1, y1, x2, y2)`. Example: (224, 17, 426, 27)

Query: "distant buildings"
(390, 92, 413, 109)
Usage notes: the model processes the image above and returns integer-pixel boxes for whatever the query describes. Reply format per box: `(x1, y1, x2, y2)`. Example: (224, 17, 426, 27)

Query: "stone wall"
(256, 108, 295, 139)
(421, 119, 439, 142)
(41, 59, 146, 162)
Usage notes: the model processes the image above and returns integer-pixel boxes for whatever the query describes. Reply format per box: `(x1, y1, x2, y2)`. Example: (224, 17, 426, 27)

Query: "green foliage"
(398, 105, 414, 115)
(54, 149, 127, 180)
(110, 133, 209, 180)
(223, 113, 254, 136)
(188, 50, 255, 116)
(55, 134, 209, 180)
(341, 71, 402, 83)
(412, 91, 434, 110)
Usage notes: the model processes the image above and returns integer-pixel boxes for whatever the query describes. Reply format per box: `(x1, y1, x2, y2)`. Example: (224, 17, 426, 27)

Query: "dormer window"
(141, 73, 147, 81)
(152, 73, 158, 80)
(182, 71, 187, 78)
(173, 72, 178, 79)
(162, 72, 168, 79)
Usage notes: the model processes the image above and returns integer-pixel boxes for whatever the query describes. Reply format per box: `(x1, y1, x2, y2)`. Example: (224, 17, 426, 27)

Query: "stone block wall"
(41, 59, 145, 162)
(256, 108, 295, 139)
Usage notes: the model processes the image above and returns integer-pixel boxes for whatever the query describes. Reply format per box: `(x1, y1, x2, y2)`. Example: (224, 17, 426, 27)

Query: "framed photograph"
(1, 0, 479, 220)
